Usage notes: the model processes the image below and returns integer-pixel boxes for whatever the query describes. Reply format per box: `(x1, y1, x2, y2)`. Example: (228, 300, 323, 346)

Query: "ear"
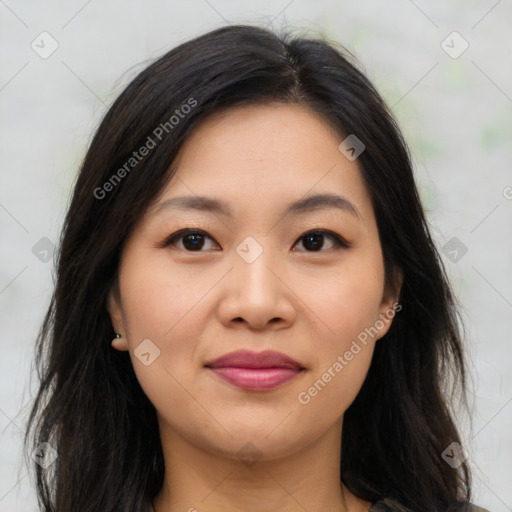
(106, 283, 129, 351)
(375, 267, 403, 341)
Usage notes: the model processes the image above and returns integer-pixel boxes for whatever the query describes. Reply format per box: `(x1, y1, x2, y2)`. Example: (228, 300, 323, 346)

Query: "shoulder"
(369, 498, 412, 512)
(451, 505, 492, 512)
(370, 498, 492, 512)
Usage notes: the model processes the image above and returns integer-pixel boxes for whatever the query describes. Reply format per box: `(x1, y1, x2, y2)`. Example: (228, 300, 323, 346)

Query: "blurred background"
(0, 1, 511, 510)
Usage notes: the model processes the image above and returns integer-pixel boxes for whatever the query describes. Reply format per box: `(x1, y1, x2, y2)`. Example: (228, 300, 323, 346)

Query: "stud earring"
(111, 333, 123, 350)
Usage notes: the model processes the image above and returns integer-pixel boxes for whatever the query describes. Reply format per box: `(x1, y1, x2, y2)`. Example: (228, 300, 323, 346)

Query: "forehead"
(176, 102, 342, 165)
(149, 103, 374, 225)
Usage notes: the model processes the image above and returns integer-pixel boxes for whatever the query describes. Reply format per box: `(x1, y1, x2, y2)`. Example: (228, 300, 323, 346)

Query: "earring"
(111, 333, 123, 350)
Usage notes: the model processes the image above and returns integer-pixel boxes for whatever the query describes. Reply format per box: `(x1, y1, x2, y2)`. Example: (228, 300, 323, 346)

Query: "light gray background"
(1, 1, 511, 511)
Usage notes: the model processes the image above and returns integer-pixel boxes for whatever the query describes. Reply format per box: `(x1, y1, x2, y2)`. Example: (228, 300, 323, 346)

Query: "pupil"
(181, 233, 325, 251)
(184, 234, 204, 250)
(304, 233, 323, 251)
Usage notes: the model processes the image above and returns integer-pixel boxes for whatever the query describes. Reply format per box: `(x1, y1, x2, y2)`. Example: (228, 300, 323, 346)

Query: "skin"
(107, 103, 401, 512)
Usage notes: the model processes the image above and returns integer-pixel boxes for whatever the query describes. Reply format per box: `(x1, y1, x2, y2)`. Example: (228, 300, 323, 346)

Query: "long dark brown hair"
(24, 24, 471, 512)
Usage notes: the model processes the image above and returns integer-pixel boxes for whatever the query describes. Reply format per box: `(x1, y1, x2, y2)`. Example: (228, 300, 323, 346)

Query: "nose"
(216, 246, 296, 331)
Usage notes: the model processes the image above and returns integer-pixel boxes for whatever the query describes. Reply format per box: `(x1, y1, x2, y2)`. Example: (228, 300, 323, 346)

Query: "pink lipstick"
(204, 350, 304, 391)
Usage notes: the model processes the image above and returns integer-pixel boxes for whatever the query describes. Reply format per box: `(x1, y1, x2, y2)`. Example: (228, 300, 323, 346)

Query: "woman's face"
(108, 103, 399, 461)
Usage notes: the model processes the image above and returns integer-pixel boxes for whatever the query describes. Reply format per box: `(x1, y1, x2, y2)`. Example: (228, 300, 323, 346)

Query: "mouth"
(204, 349, 305, 391)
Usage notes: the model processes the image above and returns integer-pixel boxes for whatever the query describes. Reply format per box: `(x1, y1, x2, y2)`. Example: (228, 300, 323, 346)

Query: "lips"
(204, 350, 305, 391)
(205, 350, 304, 370)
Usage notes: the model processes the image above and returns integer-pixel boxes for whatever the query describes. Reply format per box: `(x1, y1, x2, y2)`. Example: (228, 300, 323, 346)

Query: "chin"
(196, 423, 313, 464)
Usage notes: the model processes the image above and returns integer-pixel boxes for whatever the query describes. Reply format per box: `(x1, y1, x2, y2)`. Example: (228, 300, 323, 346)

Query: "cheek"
(117, 255, 219, 400)
(304, 258, 385, 347)
(118, 254, 217, 341)
(298, 319, 376, 422)
(296, 258, 384, 412)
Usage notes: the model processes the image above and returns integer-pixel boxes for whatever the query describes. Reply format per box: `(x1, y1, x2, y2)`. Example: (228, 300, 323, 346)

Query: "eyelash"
(159, 228, 351, 252)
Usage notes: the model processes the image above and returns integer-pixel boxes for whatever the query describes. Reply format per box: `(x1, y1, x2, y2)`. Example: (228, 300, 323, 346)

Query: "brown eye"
(162, 229, 219, 251)
(293, 230, 350, 252)
(161, 228, 349, 253)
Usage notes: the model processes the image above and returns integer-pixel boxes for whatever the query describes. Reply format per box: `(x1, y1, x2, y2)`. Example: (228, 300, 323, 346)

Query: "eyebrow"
(153, 193, 361, 220)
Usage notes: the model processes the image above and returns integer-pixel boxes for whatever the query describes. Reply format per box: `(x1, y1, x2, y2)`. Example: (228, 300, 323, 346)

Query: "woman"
(24, 24, 487, 512)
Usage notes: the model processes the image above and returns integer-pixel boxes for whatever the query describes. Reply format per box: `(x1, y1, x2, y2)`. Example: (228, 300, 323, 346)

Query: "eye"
(160, 228, 350, 252)
(161, 229, 219, 251)
(293, 230, 350, 252)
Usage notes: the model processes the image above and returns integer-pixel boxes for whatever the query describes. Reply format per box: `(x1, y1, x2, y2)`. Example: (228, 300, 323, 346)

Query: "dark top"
(148, 497, 490, 511)
(369, 498, 490, 511)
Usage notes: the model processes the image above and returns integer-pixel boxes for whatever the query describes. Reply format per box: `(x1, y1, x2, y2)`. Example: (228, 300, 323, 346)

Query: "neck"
(152, 418, 371, 512)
